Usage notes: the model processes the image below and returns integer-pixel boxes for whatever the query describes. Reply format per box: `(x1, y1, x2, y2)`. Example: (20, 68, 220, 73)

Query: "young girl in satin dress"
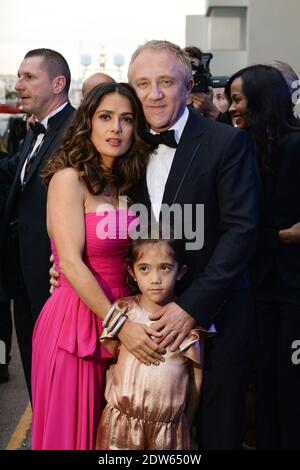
(96, 235, 215, 450)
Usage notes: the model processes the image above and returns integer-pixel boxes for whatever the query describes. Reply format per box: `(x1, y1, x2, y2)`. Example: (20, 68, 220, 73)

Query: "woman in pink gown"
(31, 82, 160, 450)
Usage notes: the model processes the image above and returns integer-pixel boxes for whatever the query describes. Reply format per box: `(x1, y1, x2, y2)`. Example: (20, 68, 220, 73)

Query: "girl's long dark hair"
(43, 82, 150, 195)
(225, 64, 300, 168)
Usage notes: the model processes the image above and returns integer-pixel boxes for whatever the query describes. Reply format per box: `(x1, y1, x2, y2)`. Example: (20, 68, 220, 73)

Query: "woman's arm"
(48, 168, 112, 317)
(47, 168, 165, 364)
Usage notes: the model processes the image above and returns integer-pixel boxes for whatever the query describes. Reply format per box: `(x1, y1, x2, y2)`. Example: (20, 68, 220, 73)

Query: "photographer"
(183, 46, 230, 122)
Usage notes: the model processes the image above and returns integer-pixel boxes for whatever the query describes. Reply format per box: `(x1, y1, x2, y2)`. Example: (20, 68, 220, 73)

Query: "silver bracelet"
(108, 315, 127, 337)
(103, 303, 122, 328)
(106, 308, 124, 333)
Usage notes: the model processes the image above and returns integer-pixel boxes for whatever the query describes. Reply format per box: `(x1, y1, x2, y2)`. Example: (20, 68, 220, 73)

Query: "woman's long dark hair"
(43, 82, 150, 195)
(225, 64, 300, 168)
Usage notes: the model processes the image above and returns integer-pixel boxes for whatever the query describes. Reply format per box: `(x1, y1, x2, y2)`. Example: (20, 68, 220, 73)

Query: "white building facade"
(186, 0, 300, 78)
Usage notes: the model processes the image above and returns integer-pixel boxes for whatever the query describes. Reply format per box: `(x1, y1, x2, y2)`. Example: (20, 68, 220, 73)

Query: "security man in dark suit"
(0, 49, 75, 395)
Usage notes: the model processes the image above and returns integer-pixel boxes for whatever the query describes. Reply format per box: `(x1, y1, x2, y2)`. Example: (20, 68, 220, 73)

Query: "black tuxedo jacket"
(0, 102, 75, 316)
(132, 110, 259, 330)
(251, 130, 300, 289)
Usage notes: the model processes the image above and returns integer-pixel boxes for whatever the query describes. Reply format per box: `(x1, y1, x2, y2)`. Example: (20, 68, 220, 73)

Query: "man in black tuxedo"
(0, 49, 74, 395)
(126, 40, 259, 449)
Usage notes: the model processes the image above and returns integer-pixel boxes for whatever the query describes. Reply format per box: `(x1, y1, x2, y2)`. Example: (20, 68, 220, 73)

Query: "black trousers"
(3, 224, 49, 399)
(12, 280, 48, 400)
(197, 362, 252, 449)
(196, 288, 255, 449)
(254, 279, 300, 449)
(13, 291, 34, 398)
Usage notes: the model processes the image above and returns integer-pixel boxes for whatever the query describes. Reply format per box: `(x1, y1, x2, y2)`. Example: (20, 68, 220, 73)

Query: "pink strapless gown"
(31, 210, 135, 450)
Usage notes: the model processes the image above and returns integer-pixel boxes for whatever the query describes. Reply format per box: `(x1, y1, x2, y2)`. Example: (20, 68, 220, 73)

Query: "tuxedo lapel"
(6, 130, 36, 201)
(22, 130, 56, 187)
(17, 130, 36, 170)
(162, 110, 205, 206)
(132, 174, 151, 211)
(22, 102, 73, 189)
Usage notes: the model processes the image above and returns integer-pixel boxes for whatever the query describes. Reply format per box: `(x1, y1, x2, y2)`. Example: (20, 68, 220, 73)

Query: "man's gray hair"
(128, 40, 192, 84)
(267, 60, 299, 96)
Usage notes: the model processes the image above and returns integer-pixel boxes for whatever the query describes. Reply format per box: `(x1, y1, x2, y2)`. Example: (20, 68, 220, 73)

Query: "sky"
(0, 0, 206, 80)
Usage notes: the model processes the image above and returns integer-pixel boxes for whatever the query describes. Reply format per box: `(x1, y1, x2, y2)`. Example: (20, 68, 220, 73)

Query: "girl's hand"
(117, 320, 166, 366)
(49, 253, 60, 294)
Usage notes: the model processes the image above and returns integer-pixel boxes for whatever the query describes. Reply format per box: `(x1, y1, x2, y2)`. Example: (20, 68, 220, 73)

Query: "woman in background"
(226, 65, 300, 449)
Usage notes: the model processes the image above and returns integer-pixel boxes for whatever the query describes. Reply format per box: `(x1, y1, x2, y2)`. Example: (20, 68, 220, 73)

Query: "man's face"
(15, 56, 55, 120)
(129, 49, 192, 132)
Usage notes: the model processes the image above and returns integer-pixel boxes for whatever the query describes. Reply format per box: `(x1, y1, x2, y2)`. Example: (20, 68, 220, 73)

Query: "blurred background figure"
(0, 136, 12, 383)
(183, 46, 229, 121)
(3, 116, 27, 155)
(267, 60, 300, 118)
(213, 87, 229, 114)
(82, 72, 114, 98)
(268, 60, 299, 97)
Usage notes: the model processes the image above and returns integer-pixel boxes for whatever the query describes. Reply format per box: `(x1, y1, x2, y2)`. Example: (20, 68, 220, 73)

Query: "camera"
(192, 52, 229, 94)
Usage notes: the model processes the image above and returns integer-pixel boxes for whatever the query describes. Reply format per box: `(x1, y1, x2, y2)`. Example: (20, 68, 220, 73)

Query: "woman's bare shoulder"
(49, 167, 87, 193)
(50, 167, 80, 184)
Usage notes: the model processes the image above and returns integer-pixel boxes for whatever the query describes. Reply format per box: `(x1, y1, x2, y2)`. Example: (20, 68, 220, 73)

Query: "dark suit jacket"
(0, 102, 75, 317)
(0, 151, 11, 217)
(132, 109, 259, 330)
(251, 131, 300, 289)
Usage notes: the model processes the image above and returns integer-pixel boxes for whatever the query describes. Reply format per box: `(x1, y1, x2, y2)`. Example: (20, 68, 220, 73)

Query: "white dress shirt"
(20, 101, 68, 184)
(146, 107, 189, 221)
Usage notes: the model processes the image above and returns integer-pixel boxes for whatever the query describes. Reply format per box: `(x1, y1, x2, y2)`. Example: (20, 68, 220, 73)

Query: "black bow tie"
(143, 130, 178, 149)
(30, 121, 46, 137)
